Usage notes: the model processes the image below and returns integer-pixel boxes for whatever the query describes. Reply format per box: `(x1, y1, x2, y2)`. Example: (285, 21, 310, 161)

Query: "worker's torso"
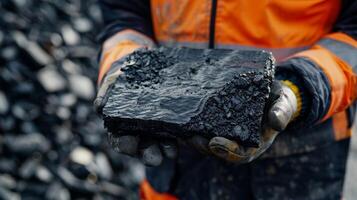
(145, 0, 356, 196)
(151, 0, 340, 60)
(149, 0, 355, 141)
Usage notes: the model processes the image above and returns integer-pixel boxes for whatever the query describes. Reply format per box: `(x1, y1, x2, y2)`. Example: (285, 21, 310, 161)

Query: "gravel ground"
(0, 1, 144, 199)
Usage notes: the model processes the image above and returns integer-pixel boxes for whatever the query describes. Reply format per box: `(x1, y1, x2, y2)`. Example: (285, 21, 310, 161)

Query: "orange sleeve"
(292, 32, 357, 121)
(98, 29, 155, 84)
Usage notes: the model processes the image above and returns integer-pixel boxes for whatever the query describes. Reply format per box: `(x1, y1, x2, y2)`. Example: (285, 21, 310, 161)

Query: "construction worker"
(94, 0, 357, 199)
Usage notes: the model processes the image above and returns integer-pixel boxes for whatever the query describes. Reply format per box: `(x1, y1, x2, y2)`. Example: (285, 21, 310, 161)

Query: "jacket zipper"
(209, 0, 218, 48)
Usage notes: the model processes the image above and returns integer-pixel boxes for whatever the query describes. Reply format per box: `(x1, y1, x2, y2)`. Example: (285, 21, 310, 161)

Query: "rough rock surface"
(103, 48, 275, 147)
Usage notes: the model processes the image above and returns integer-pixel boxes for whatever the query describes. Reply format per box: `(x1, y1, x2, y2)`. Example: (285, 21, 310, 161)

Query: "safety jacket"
(98, 0, 357, 199)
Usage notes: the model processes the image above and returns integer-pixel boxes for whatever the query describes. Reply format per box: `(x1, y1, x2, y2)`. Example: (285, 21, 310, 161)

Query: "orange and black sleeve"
(97, 0, 155, 84)
(277, 0, 357, 128)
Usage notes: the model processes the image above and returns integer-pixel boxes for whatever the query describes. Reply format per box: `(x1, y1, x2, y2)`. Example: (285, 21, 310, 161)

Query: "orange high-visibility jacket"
(98, 0, 357, 199)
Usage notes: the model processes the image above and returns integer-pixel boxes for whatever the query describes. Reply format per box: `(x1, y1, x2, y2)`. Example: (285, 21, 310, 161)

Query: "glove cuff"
(281, 80, 302, 120)
(98, 40, 142, 85)
(98, 29, 155, 85)
(275, 69, 311, 126)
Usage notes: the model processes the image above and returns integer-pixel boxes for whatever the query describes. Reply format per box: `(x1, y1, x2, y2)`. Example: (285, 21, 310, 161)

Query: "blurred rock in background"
(343, 123, 357, 199)
(0, 0, 144, 199)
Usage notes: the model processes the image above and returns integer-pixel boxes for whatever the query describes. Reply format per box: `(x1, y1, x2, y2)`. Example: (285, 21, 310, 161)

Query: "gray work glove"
(94, 60, 178, 166)
(189, 81, 299, 163)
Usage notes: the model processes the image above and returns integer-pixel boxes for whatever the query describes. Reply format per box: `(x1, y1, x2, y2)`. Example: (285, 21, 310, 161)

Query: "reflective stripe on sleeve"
(317, 35, 357, 73)
(98, 29, 155, 84)
(102, 29, 155, 52)
(294, 47, 355, 122)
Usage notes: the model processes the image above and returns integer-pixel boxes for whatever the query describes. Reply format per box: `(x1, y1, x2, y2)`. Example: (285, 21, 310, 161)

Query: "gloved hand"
(94, 57, 178, 166)
(94, 30, 177, 166)
(188, 80, 301, 163)
(96, 32, 301, 166)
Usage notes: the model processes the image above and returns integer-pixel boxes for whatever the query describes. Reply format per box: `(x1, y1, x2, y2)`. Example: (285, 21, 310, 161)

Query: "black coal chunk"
(102, 48, 275, 147)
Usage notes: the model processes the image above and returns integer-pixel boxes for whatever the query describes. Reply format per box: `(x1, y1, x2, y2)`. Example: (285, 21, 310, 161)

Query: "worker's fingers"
(108, 133, 173, 166)
(267, 84, 297, 131)
(107, 133, 139, 156)
(140, 142, 163, 167)
(94, 70, 122, 114)
(188, 135, 211, 154)
(160, 140, 178, 159)
(208, 137, 258, 163)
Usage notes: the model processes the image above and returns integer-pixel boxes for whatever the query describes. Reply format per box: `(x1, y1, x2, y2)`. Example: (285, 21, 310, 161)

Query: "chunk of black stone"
(35, 165, 53, 183)
(19, 158, 39, 179)
(18, 181, 49, 197)
(55, 166, 100, 194)
(4, 133, 50, 155)
(11, 31, 53, 66)
(0, 174, 16, 190)
(102, 48, 275, 147)
(99, 181, 127, 197)
(61, 24, 80, 45)
(0, 117, 15, 132)
(46, 182, 70, 200)
(37, 66, 67, 92)
(94, 153, 113, 180)
(0, 187, 20, 200)
(0, 158, 16, 174)
(0, 91, 9, 114)
(68, 74, 95, 100)
(11, 101, 40, 120)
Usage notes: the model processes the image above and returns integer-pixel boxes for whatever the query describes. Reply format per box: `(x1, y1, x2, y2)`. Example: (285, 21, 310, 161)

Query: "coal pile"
(0, 0, 143, 199)
(103, 48, 275, 147)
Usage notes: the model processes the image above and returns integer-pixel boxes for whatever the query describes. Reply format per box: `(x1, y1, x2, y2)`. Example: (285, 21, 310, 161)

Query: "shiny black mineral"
(102, 48, 275, 147)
